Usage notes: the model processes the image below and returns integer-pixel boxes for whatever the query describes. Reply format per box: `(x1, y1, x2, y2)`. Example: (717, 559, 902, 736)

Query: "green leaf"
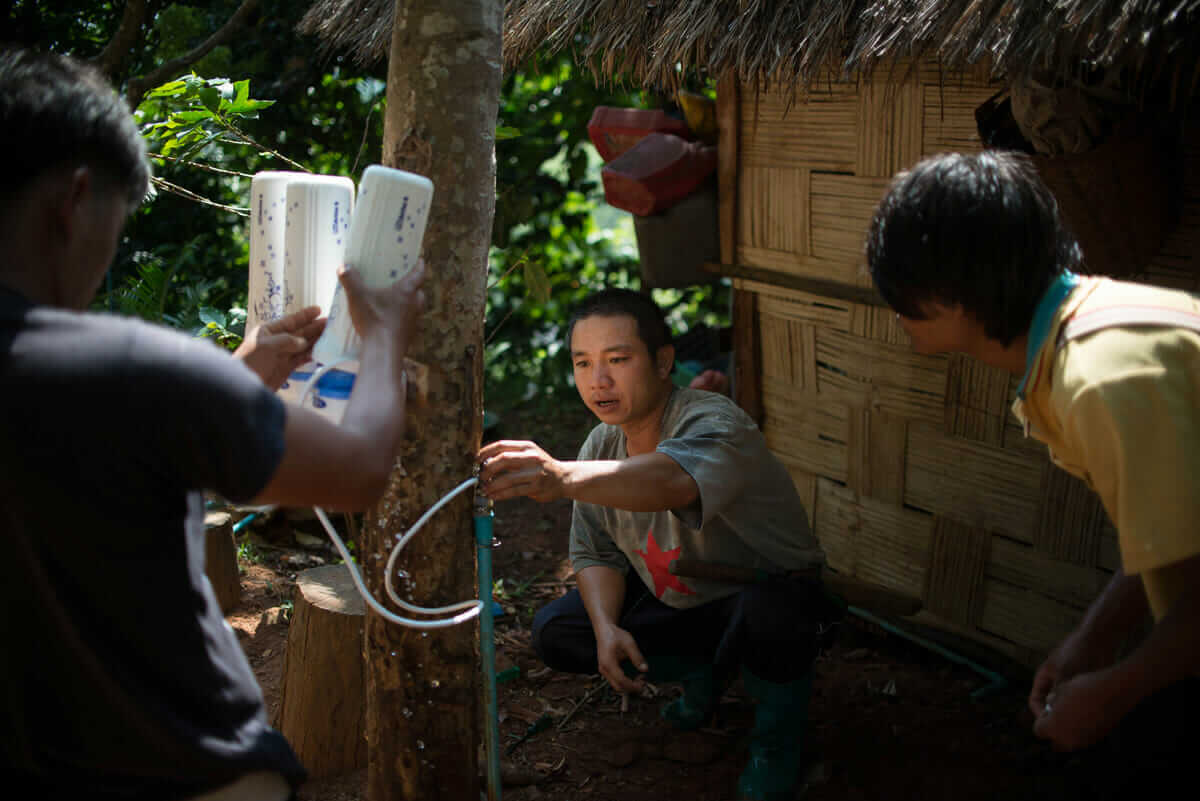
(523, 260, 552, 304)
(199, 306, 226, 327)
(171, 109, 215, 123)
(496, 126, 522, 140)
(177, 129, 223, 162)
(227, 98, 274, 114)
(143, 80, 189, 100)
(198, 86, 221, 113)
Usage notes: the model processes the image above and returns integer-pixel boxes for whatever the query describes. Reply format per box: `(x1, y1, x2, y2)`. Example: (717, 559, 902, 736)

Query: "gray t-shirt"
(570, 387, 824, 609)
(0, 287, 302, 797)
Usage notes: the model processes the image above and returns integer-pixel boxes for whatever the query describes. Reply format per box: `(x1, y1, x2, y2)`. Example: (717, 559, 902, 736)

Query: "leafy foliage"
(29, 2, 729, 415)
(140, 75, 277, 160)
(485, 58, 729, 410)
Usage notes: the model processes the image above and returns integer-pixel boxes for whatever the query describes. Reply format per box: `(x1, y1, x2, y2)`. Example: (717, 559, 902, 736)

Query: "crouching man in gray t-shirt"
(478, 289, 841, 801)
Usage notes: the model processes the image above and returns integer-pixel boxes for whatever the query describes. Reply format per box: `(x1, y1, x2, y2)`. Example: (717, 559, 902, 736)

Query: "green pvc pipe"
(474, 493, 502, 801)
(848, 606, 1009, 699)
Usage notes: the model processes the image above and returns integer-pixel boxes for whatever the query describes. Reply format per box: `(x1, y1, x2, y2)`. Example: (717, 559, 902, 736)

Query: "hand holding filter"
(313, 165, 433, 365)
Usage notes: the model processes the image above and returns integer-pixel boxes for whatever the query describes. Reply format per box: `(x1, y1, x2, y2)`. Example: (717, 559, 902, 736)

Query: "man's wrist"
(558, 460, 581, 501)
(590, 618, 618, 642)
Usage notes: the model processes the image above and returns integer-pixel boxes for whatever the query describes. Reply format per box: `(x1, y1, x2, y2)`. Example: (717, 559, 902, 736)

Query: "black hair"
(0, 46, 149, 211)
(565, 288, 673, 357)
(865, 150, 1083, 345)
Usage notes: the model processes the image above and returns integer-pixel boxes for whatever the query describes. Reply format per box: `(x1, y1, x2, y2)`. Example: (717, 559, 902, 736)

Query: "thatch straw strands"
(299, 1, 1199, 97)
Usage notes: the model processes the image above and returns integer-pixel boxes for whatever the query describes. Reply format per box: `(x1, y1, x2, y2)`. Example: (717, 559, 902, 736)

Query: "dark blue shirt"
(0, 285, 302, 798)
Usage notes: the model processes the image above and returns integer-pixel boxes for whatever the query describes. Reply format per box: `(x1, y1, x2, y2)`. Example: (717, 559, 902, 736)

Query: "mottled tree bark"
(363, 1, 502, 799)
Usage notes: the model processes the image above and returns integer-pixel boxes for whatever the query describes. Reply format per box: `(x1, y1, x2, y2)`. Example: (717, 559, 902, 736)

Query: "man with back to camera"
(0, 47, 427, 799)
(865, 149, 1200, 795)
(478, 288, 841, 801)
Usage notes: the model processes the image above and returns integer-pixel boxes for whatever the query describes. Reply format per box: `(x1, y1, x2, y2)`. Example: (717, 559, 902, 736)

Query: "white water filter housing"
(312, 165, 434, 365)
(282, 175, 355, 315)
(247, 170, 307, 331)
(276, 174, 357, 423)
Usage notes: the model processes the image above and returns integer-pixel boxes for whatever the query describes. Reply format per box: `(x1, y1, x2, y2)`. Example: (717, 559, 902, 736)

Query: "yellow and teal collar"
(1016, 271, 1080, 399)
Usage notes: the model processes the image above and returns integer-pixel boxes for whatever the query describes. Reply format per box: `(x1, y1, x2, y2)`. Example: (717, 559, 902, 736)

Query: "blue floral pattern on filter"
(394, 196, 409, 231)
(253, 271, 284, 323)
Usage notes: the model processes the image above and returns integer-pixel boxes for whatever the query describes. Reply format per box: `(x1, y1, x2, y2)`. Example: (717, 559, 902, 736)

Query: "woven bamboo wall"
(729, 60, 1200, 668)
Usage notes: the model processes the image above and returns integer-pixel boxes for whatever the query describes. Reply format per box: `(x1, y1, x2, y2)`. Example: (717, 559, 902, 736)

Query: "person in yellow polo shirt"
(865, 150, 1200, 791)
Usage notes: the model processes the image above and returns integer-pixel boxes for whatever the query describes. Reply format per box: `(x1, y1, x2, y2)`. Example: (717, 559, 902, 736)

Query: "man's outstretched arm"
(477, 439, 698, 511)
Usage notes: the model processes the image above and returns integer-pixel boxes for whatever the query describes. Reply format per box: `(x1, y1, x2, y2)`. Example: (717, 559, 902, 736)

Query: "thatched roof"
(300, 1, 1200, 97)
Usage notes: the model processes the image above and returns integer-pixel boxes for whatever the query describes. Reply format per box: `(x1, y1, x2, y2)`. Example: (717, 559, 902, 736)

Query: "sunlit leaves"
(139, 74, 275, 158)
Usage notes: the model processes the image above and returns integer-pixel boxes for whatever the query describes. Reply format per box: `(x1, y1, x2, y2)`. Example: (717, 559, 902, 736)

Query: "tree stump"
(275, 564, 366, 779)
(204, 511, 241, 614)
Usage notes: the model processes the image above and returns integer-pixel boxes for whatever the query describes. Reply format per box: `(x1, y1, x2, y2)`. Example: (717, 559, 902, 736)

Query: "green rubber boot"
(660, 663, 717, 730)
(641, 654, 718, 731)
(736, 667, 813, 801)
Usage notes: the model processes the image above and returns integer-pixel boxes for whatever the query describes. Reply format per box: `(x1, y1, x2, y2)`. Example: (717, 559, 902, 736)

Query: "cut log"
(204, 511, 240, 614)
(275, 564, 366, 779)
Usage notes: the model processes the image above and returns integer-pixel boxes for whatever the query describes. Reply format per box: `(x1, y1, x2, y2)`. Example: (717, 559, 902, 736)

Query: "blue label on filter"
(285, 370, 315, 390)
(315, 368, 356, 400)
(282, 368, 353, 407)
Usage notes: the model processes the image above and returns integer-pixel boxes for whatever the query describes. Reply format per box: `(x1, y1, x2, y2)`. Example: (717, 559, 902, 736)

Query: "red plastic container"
(587, 106, 692, 162)
(601, 133, 718, 216)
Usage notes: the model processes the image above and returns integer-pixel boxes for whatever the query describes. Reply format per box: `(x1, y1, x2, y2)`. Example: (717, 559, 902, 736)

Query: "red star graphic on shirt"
(635, 529, 695, 599)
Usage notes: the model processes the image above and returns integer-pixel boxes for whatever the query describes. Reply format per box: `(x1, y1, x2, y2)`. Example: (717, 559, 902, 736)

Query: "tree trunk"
(364, 2, 502, 800)
(276, 564, 367, 780)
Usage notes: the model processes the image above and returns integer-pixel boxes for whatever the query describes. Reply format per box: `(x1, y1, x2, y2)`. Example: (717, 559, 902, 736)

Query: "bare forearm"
(254, 329, 408, 511)
(1109, 557, 1200, 702)
(563, 453, 698, 512)
(576, 565, 627, 634)
(1072, 568, 1150, 658)
(339, 327, 408, 459)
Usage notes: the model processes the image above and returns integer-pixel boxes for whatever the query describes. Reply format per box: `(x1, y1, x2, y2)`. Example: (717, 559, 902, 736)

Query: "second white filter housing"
(283, 174, 355, 315)
(312, 165, 434, 365)
(273, 174, 356, 424)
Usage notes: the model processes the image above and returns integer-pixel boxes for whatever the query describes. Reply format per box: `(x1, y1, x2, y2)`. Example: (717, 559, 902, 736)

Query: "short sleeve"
(656, 407, 754, 529)
(566, 425, 630, 574)
(116, 322, 286, 502)
(1058, 362, 1200, 574)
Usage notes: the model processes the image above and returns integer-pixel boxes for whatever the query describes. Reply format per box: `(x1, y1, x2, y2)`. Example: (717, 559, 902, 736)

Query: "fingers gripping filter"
(312, 165, 433, 365)
(247, 171, 307, 331)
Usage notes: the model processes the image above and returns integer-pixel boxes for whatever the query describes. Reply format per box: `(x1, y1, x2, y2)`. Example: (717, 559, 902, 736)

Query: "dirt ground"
(224, 402, 1087, 801)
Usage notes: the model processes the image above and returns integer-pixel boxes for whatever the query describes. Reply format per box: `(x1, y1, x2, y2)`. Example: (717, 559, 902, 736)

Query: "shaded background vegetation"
(4, 0, 729, 413)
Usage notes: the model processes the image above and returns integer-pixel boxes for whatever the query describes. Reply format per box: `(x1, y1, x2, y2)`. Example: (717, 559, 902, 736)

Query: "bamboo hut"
(300, 0, 1200, 669)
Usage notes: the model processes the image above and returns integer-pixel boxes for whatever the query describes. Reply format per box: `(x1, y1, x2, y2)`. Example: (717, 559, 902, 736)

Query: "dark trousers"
(1069, 676, 1200, 799)
(532, 574, 839, 684)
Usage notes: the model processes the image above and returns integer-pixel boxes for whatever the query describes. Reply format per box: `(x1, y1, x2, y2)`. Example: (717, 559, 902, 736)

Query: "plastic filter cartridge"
(283, 175, 355, 315)
(312, 165, 433, 365)
(247, 171, 307, 331)
(275, 174, 355, 416)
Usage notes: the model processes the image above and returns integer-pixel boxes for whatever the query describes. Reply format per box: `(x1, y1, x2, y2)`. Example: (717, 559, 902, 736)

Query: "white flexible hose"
(297, 365, 483, 629)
